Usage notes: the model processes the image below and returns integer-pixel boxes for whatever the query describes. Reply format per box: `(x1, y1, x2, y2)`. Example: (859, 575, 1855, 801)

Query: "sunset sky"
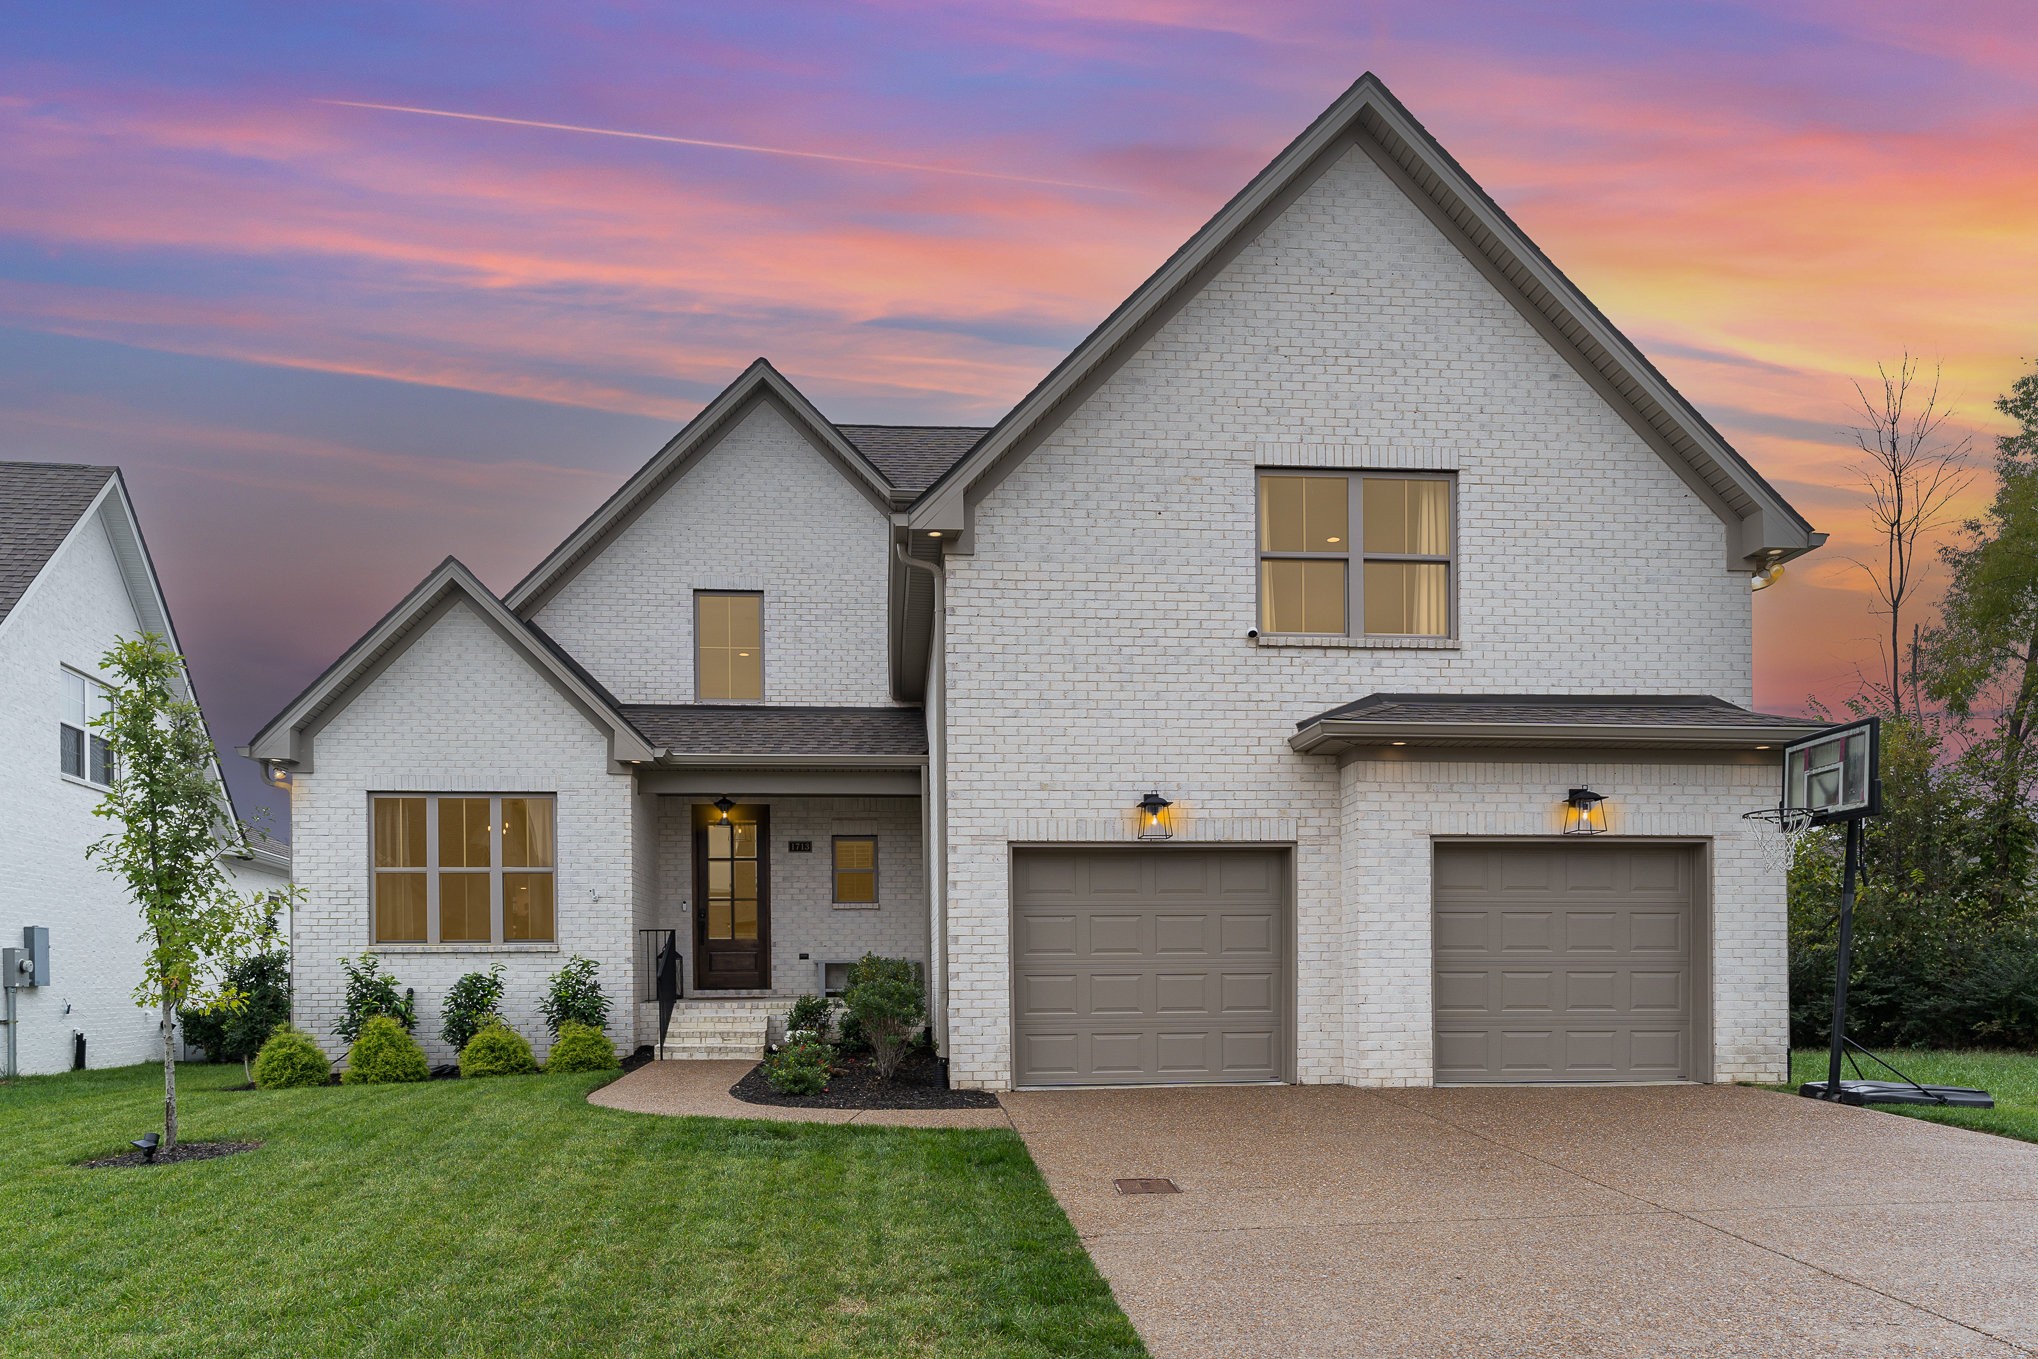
(4, 3, 2033, 830)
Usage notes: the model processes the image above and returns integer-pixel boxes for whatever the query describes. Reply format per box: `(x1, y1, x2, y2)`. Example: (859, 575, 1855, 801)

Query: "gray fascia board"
(908, 72, 1816, 563)
(652, 752, 926, 769)
(505, 360, 896, 614)
(1290, 718, 1827, 754)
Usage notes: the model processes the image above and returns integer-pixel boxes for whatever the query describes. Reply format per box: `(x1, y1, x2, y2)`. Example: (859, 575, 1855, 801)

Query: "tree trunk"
(159, 995, 178, 1150)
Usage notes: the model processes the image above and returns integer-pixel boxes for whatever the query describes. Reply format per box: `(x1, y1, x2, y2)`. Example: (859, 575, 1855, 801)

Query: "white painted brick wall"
(533, 400, 899, 706)
(645, 796, 927, 999)
(939, 143, 1764, 1090)
(0, 505, 160, 1074)
(289, 600, 638, 1064)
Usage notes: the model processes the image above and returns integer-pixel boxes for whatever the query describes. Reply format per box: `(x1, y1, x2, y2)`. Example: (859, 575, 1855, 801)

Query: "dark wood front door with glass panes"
(694, 804, 769, 989)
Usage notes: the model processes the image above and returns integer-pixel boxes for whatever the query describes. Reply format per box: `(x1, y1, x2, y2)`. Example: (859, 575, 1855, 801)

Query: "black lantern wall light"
(1135, 792, 1175, 841)
(1562, 787, 1608, 835)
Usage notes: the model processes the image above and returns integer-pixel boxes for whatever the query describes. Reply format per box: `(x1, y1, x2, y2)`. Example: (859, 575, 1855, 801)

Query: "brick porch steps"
(657, 997, 788, 1061)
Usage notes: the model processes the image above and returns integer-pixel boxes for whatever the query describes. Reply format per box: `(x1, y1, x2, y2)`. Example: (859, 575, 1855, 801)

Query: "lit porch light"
(713, 796, 735, 823)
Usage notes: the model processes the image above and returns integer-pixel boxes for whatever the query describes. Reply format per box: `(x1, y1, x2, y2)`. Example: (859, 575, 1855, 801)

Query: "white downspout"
(895, 543, 948, 1061)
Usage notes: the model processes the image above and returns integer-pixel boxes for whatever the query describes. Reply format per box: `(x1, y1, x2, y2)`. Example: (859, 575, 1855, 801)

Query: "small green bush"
(441, 964, 506, 1052)
(545, 1021, 619, 1073)
(252, 1023, 330, 1089)
(539, 955, 610, 1035)
(762, 1036, 834, 1096)
(786, 994, 832, 1041)
(181, 950, 292, 1078)
(342, 1015, 429, 1084)
(843, 954, 926, 1081)
(336, 954, 417, 1043)
(460, 1021, 538, 1078)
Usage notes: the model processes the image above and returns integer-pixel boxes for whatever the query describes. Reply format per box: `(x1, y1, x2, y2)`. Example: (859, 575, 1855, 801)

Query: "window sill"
(1253, 633, 1461, 650)
(369, 943, 561, 954)
(831, 901, 880, 911)
(59, 773, 111, 793)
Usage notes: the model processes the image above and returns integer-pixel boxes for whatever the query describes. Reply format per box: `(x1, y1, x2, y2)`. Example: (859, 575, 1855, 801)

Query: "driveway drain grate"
(1113, 1177, 1180, 1195)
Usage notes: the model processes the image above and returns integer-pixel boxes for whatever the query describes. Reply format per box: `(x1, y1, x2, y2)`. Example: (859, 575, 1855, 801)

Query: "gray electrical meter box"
(16, 926, 49, 986)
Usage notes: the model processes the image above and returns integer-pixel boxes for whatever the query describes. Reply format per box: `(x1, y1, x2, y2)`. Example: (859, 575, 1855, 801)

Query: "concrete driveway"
(1001, 1083, 2038, 1359)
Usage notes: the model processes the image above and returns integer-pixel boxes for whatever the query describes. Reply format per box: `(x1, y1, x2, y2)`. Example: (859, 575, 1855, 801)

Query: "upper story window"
(1257, 472, 1454, 638)
(61, 669, 114, 786)
(371, 794, 555, 944)
(832, 835, 877, 905)
(696, 592, 762, 701)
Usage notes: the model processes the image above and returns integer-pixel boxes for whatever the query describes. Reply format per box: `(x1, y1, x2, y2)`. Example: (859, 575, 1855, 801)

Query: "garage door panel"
(1435, 844, 1698, 1084)
(1014, 849, 1286, 1086)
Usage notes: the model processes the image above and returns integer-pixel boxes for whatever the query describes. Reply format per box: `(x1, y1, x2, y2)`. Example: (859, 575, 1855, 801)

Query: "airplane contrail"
(316, 99, 1117, 192)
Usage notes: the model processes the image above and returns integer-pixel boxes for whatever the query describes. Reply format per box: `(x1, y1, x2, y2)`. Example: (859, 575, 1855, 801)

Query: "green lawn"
(0, 1063, 1144, 1359)
(1787, 1047, 2038, 1145)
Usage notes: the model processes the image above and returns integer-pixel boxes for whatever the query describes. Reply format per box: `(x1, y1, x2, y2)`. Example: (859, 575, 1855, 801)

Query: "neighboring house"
(250, 75, 1825, 1087)
(0, 462, 289, 1078)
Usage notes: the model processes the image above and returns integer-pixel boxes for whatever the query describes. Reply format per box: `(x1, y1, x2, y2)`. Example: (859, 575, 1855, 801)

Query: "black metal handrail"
(642, 928, 681, 1047)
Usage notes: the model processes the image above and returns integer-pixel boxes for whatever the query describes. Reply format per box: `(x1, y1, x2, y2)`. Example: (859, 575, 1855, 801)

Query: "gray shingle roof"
(1300, 693, 1817, 730)
(0, 462, 116, 625)
(620, 704, 927, 758)
(836, 426, 988, 496)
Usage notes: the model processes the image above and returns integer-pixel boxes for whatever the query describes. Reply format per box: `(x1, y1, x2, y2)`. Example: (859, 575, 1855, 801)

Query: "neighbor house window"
(371, 794, 555, 944)
(1257, 472, 1453, 637)
(61, 669, 114, 785)
(696, 592, 762, 701)
(832, 836, 877, 904)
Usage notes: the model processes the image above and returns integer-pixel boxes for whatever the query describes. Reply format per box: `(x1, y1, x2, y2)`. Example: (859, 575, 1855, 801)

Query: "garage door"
(1012, 848, 1287, 1086)
(1433, 843, 1701, 1083)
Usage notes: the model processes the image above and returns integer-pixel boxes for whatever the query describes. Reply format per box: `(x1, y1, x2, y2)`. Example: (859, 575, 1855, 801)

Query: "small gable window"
(1257, 472, 1453, 638)
(60, 669, 114, 786)
(696, 592, 763, 701)
(832, 836, 878, 905)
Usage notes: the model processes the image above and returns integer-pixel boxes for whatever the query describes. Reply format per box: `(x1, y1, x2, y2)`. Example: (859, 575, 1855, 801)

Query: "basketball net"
(1742, 806, 1817, 873)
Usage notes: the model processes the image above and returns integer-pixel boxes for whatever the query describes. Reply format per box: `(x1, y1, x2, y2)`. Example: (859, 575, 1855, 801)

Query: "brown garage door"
(1012, 848, 1287, 1086)
(1433, 843, 1701, 1083)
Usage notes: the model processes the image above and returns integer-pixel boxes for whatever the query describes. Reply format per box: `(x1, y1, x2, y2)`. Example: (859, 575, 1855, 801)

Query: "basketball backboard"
(1781, 717, 1880, 825)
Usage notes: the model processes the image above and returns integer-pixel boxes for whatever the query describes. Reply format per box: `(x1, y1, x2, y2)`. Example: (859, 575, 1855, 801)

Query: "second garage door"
(1433, 842, 1703, 1083)
(1012, 848, 1287, 1087)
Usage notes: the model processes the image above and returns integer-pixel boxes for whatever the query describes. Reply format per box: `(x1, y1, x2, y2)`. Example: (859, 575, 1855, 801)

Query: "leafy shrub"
(762, 1036, 834, 1096)
(842, 954, 926, 1081)
(460, 1021, 538, 1078)
(545, 1021, 619, 1073)
(252, 1023, 330, 1089)
(336, 954, 417, 1043)
(834, 1007, 867, 1055)
(440, 964, 506, 1052)
(539, 955, 610, 1035)
(342, 1015, 429, 1084)
(786, 994, 832, 1041)
(181, 950, 292, 1079)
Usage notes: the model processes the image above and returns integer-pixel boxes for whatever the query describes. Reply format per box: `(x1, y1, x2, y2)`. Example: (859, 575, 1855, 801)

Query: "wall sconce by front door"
(712, 796, 735, 823)
(1563, 787, 1608, 835)
(1136, 792, 1175, 841)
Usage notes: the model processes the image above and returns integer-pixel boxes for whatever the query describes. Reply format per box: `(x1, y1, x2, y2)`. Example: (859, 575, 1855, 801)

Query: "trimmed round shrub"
(252, 1023, 330, 1090)
(460, 1021, 538, 1078)
(785, 994, 832, 1042)
(544, 1021, 619, 1074)
(762, 1037, 834, 1096)
(342, 1014, 429, 1085)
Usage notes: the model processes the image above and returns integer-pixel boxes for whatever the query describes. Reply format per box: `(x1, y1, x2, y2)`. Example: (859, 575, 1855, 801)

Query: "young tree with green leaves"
(87, 634, 282, 1148)
(1926, 359, 2038, 909)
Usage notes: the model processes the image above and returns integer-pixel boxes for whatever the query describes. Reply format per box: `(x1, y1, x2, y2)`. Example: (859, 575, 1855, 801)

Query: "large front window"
(1257, 472, 1454, 637)
(371, 794, 555, 943)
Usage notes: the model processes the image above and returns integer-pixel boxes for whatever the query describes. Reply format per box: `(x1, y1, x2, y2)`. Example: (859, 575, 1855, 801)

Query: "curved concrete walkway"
(588, 1059, 1009, 1129)
(1002, 1082, 2038, 1359)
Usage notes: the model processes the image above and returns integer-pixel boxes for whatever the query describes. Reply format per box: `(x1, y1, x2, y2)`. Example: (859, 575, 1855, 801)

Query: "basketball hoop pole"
(1826, 816, 1864, 1098)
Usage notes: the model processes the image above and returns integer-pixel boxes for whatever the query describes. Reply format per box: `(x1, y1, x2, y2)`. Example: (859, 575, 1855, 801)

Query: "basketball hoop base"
(1799, 1080, 1994, 1109)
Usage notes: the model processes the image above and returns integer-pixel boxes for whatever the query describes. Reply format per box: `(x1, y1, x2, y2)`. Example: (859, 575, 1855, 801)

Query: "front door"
(694, 804, 769, 990)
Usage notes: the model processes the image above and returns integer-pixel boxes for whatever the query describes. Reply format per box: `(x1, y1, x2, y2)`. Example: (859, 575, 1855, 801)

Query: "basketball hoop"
(1741, 804, 1816, 872)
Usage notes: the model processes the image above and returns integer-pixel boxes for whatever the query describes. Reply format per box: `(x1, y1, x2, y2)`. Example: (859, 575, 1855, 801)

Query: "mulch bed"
(83, 1140, 261, 1169)
(731, 1049, 999, 1110)
(621, 1045, 655, 1074)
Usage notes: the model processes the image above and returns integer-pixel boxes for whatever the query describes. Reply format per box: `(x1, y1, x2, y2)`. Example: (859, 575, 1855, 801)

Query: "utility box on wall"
(21, 926, 49, 986)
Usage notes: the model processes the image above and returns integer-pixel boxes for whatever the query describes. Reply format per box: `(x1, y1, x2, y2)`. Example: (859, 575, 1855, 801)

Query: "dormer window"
(696, 591, 763, 701)
(1257, 472, 1454, 638)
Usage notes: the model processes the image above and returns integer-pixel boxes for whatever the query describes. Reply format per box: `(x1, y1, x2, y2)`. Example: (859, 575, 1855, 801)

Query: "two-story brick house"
(249, 75, 1824, 1088)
